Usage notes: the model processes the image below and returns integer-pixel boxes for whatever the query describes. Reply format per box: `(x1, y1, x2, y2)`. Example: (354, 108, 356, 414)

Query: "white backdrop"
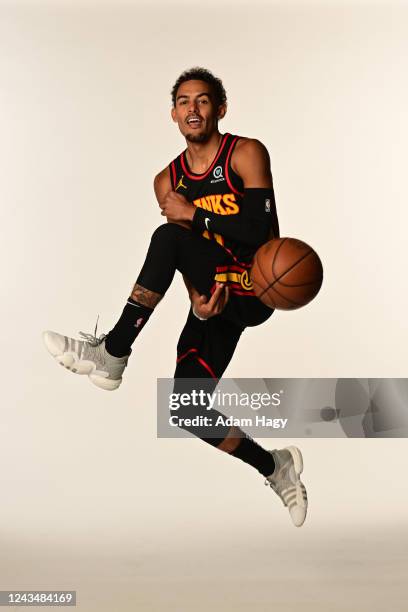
(1, 2, 407, 610)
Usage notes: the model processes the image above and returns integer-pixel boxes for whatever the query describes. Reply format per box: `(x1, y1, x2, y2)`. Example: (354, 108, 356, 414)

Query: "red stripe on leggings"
(176, 347, 198, 363)
(195, 356, 217, 379)
(176, 347, 218, 379)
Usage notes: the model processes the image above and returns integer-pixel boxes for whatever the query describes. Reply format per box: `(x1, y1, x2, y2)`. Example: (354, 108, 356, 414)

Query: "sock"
(230, 436, 275, 477)
(105, 298, 153, 357)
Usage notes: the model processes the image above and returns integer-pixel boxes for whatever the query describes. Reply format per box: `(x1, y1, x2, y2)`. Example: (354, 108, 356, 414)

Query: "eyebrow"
(176, 92, 211, 101)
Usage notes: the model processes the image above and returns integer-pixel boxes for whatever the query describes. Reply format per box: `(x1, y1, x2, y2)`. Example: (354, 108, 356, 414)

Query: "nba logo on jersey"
(265, 199, 271, 212)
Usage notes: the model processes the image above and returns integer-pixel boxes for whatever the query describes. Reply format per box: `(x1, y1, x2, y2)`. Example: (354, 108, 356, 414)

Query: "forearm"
(191, 187, 279, 248)
(192, 209, 269, 247)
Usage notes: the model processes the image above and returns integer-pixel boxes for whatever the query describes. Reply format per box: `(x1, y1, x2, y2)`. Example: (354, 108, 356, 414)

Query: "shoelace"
(78, 315, 106, 347)
(265, 478, 277, 492)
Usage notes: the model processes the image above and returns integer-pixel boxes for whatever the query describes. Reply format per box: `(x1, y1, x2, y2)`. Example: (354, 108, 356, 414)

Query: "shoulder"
(231, 138, 270, 172)
(231, 137, 272, 187)
(154, 166, 171, 189)
(154, 166, 172, 203)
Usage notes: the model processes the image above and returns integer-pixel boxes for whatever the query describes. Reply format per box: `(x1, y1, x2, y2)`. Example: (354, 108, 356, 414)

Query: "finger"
(208, 288, 222, 310)
(224, 286, 230, 305)
(217, 293, 228, 313)
(218, 285, 230, 312)
(220, 286, 229, 307)
(215, 284, 227, 306)
(207, 284, 225, 309)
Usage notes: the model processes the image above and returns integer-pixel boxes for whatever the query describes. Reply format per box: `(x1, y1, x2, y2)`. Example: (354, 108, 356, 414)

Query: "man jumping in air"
(43, 67, 308, 527)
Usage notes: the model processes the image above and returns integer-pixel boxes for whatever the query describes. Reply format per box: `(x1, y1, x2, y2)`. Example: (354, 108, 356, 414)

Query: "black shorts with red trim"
(174, 299, 272, 382)
(160, 227, 273, 379)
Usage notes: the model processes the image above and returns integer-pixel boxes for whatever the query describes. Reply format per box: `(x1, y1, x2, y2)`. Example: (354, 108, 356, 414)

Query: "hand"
(189, 282, 230, 320)
(159, 190, 196, 223)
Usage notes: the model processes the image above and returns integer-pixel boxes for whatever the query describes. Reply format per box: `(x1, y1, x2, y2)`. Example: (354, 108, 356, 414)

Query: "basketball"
(250, 238, 323, 310)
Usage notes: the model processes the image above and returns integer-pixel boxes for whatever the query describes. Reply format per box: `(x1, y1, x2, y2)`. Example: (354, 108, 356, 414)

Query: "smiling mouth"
(186, 116, 203, 127)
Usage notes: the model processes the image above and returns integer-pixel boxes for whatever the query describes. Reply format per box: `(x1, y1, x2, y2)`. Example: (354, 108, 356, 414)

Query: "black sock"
(105, 298, 153, 357)
(230, 436, 275, 477)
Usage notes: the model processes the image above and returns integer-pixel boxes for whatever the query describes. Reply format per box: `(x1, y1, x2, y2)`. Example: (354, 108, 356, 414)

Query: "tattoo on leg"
(130, 283, 163, 309)
(216, 426, 245, 453)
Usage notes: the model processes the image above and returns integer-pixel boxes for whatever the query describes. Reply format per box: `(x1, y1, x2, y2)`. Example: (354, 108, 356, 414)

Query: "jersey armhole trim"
(225, 136, 244, 197)
(170, 161, 176, 190)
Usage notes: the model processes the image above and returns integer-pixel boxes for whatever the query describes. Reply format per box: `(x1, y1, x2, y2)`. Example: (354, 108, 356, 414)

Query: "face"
(171, 79, 226, 143)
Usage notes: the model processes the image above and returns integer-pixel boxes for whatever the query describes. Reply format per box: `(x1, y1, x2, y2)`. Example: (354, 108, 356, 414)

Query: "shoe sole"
(285, 446, 307, 527)
(43, 332, 121, 391)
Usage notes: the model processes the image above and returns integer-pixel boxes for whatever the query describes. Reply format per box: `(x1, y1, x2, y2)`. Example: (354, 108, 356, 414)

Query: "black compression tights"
(136, 223, 229, 297)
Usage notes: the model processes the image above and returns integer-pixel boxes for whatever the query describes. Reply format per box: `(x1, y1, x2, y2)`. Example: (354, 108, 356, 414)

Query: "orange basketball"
(250, 238, 323, 310)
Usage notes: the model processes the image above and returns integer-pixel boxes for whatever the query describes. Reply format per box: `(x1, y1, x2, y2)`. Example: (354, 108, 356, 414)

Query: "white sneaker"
(42, 329, 129, 391)
(265, 446, 308, 527)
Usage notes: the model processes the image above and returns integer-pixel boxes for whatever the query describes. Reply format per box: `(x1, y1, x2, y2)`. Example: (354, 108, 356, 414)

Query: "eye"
(199, 99, 209, 104)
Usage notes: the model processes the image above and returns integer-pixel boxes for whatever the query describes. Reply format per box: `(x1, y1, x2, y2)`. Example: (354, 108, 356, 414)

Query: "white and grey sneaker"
(265, 446, 308, 527)
(42, 327, 129, 391)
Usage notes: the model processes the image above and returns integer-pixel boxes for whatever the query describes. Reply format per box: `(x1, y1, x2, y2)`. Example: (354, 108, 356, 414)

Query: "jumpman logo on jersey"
(175, 175, 187, 191)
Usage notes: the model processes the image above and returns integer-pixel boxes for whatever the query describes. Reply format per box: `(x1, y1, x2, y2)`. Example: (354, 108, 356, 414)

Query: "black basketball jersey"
(169, 133, 255, 266)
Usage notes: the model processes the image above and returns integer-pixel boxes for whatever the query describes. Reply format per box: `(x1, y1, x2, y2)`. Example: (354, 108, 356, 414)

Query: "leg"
(172, 310, 308, 527)
(105, 223, 232, 357)
(171, 310, 276, 476)
(42, 224, 232, 389)
(136, 223, 231, 297)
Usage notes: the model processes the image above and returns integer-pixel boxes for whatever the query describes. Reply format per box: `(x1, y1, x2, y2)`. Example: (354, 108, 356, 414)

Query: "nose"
(187, 99, 199, 113)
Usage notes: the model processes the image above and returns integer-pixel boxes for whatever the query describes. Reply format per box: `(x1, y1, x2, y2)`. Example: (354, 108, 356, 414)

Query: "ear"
(217, 103, 227, 120)
(171, 107, 177, 122)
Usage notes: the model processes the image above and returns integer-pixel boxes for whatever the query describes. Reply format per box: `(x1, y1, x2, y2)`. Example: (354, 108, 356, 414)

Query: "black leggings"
(137, 224, 273, 444)
(137, 223, 230, 297)
(137, 223, 272, 328)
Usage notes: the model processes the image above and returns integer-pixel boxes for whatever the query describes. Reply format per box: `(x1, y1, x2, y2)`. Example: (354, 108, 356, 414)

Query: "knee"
(150, 223, 187, 244)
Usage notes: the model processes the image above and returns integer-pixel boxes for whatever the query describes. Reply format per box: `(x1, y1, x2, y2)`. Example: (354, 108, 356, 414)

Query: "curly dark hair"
(171, 67, 227, 108)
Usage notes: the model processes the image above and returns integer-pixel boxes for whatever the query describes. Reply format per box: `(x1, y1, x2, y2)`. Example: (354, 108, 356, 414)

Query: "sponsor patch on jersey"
(265, 198, 271, 212)
(210, 165, 225, 184)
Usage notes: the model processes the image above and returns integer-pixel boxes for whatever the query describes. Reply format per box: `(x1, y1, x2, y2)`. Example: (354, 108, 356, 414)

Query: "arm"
(154, 167, 192, 230)
(232, 137, 273, 187)
(191, 139, 279, 245)
(154, 168, 228, 318)
(153, 167, 172, 205)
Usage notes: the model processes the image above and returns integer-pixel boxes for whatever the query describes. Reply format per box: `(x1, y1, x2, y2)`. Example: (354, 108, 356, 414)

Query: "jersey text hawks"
(192, 193, 239, 215)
